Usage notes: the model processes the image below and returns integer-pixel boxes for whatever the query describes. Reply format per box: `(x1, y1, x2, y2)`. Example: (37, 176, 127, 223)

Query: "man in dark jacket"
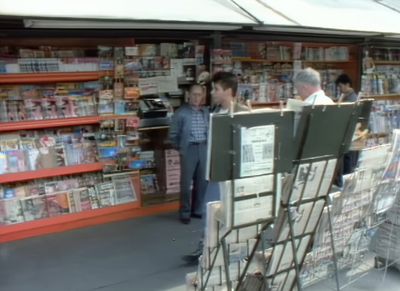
(170, 84, 209, 224)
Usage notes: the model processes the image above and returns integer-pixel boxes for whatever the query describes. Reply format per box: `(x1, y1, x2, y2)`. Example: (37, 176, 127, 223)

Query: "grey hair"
(293, 67, 321, 87)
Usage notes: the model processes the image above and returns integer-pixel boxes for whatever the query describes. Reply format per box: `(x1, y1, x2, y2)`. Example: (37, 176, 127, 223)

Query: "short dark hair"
(212, 71, 238, 96)
(335, 74, 352, 86)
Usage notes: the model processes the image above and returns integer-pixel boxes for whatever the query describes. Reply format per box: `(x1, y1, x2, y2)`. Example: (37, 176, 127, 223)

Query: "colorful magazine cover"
(140, 174, 159, 195)
(1, 198, 25, 224)
(46, 192, 70, 217)
(21, 195, 48, 221)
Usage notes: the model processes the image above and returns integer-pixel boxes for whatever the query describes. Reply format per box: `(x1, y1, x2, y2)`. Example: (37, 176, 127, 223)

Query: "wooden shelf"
(374, 61, 400, 65)
(232, 57, 295, 63)
(0, 163, 104, 184)
(251, 102, 282, 107)
(99, 114, 138, 120)
(363, 94, 400, 100)
(0, 116, 100, 132)
(0, 71, 112, 84)
(303, 60, 352, 63)
(232, 57, 353, 63)
(0, 201, 179, 243)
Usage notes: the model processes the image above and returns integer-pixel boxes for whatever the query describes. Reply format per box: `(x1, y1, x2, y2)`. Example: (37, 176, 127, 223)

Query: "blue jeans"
(179, 143, 208, 219)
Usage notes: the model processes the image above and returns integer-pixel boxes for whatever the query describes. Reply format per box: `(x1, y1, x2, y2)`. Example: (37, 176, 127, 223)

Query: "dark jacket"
(169, 104, 209, 154)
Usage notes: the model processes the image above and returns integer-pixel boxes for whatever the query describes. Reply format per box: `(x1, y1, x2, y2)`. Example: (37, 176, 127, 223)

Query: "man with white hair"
(293, 67, 334, 105)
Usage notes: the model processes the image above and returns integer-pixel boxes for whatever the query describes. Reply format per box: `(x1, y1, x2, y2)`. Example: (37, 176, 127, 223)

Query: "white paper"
(318, 158, 337, 197)
(233, 195, 273, 227)
(231, 175, 274, 198)
(267, 243, 283, 276)
(302, 160, 326, 200)
(238, 225, 259, 242)
(138, 77, 158, 96)
(293, 202, 314, 235)
(240, 125, 275, 177)
(220, 175, 274, 228)
(291, 163, 310, 202)
(305, 199, 325, 234)
(278, 241, 294, 272)
(296, 235, 311, 263)
(170, 58, 184, 78)
(206, 201, 222, 248)
(282, 269, 297, 291)
(165, 149, 180, 194)
(271, 270, 288, 290)
(286, 98, 306, 112)
(156, 75, 178, 93)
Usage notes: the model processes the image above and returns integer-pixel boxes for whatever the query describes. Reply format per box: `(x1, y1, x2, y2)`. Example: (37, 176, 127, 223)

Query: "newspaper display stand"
(186, 102, 368, 291)
(191, 109, 295, 291)
(295, 101, 400, 291)
(372, 129, 400, 272)
(300, 138, 400, 290)
(266, 102, 362, 291)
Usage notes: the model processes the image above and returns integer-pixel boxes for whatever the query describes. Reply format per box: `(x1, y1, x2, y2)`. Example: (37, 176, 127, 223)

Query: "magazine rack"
(199, 109, 295, 290)
(193, 102, 369, 291)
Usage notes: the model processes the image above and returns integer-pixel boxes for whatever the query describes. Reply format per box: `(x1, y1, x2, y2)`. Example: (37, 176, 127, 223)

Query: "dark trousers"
(334, 151, 359, 187)
(179, 143, 208, 219)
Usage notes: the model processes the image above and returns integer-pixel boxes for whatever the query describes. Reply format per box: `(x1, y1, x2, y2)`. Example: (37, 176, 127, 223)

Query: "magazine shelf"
(374, 61, 400, 65)
(303, 60, 355, 63)
(99, 114, 137, 121)
(0, 200, 178, 243)
(0, 116, 101, 132)
(231, 57, 275, 63)
(138, 125, 170, 131)
(0, 162, 104, 183)
(0, 40, 188, 243)
(231, 57, 355, 64)
(0, 71, 112, 84)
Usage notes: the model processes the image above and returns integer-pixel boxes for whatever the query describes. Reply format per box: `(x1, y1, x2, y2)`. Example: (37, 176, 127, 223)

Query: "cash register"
(138, 97, 171, 127)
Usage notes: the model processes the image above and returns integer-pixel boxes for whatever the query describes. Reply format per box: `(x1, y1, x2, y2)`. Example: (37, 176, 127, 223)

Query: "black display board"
(208, 110, 295, 182)
(294, 102, 370, 160)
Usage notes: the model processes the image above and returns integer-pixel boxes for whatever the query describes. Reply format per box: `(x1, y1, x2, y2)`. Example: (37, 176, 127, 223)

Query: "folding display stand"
(295, 101, 400, 291)
(196, 109, 295, 291)
(187, 102, 369, 291)
(264, 102, 363, 291)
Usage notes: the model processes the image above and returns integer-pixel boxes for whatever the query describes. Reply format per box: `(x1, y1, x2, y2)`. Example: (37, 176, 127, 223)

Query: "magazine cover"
(78, 187, 92, 211)
(6, 150, 27, 173)
(98, 89, 114, 115)
(1, 198, 25, 224)
(46, 192, 70, 217)
(67, 187, 91, 213)
(21, 195, 48, 221)
(0, 151, 7, 174)
(165, 149, 180, 194)
(140, 174, 159, 195)
(88, 187, 100, 209)
(112, 175, 137, 204)
(95, 182, 115, 207)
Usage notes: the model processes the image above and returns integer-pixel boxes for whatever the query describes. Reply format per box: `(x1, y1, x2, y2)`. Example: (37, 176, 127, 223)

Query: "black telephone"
(139, 98, 168, 118)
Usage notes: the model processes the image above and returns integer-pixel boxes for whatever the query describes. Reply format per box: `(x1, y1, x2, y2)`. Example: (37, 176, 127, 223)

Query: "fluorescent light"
(24, 19, 243, 30)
